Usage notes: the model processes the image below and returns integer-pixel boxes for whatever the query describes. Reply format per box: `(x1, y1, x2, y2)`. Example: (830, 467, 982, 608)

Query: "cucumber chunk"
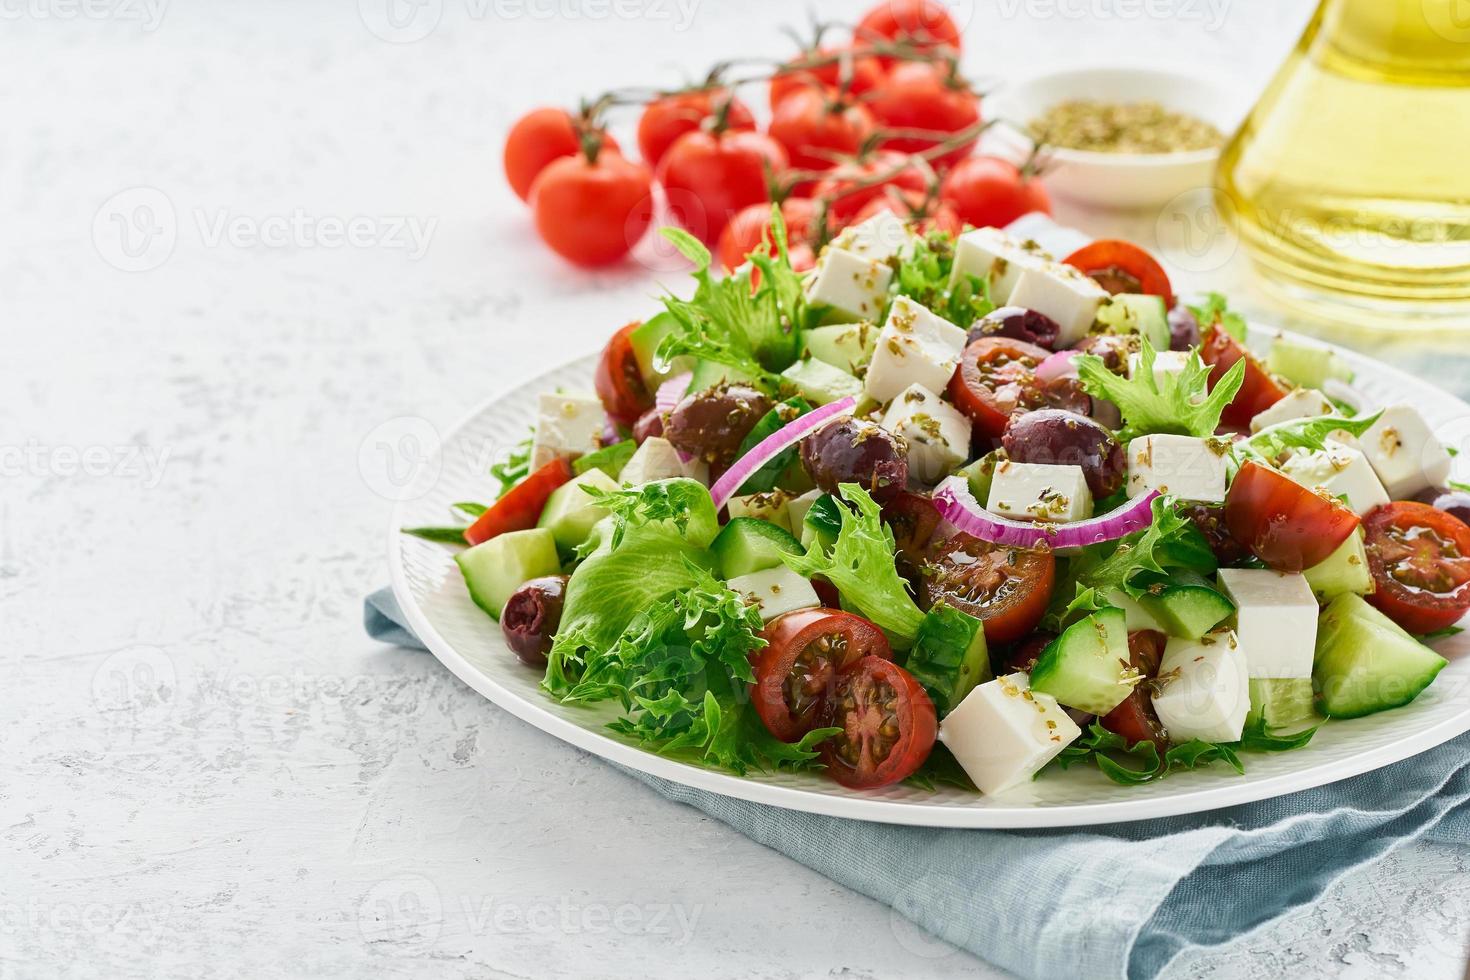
(1246, 677, 1317, 732)
(957, 450, 1005, 506)
(1313, 593, 1447, 718)
(1030, 607, 1138, 715)
(803, 322, 879, 374)
(628, 312, 686, 386)
(688, 358, 757, 391)
(780, 357, 863, 406)
(907, 604, 990, 717)
(1136, 574, 1235, 640)
(537, 468, 618, 550)
(1267, 337, 1353, 389)
(1097, 294, 1169, 350)
(801, 493, 842, 550)
(1303, 530, 1374, 603)
(455, 528, 560, 621)
(712, 517, 804, 578)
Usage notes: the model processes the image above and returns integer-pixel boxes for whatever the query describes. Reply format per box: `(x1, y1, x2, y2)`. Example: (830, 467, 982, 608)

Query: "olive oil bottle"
(1217, 0, 1470, 324)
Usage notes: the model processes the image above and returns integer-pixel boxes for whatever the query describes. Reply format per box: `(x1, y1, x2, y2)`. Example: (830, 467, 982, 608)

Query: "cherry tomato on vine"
(947, 336, 1054, 438)
(1199, 326, 1287, 427)
(463, 458, 574, 546)
(716, 198, 817, 272)
(768, 88, 876, 190)
(1224, 461, 1361, 572)
(940, 156, 1051, 229)
(1063, 240, 1174, 307)
(753, 608, 893, 743)
(530, 152, 653, 267)
(867, 61, 981, 169)
(503, 107, 620, 202)
(636, 88, 755, 168)
(822, 656, 936, 789)
(594, 321, 653, 426)
(769, 46, 885, 110)
(1363, 502, 1470, 635)
(811, 149, 929, 225)
(659, 129, 788, 244)
(852, 187, 962, 237)
(922, 532, 1056, 644)
(855, 0, 962, 66)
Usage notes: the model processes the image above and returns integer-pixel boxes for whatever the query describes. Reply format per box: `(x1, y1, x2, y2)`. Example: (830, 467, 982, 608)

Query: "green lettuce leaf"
(1053, 722, 1244, 785)
(893, 230, 995, 328)
(1236, 715, 1318, 752)
(573, 438, 636, 478)
(1188, 292, 1248, 342)
(577, 477, 719, 552)
(1077, 337, 1246, 441)
(1232, 409, 1383, 469)
(490, 431, 533, 499)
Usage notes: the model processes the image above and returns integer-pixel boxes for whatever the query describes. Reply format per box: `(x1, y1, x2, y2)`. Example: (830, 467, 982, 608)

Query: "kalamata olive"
(1415, 487, 1470, 526)
(632, 407, 664, 444)
(1039, 376, 1092, 417)
(1001, 408, 1125, 498)
(663, 384, 771, 468)
(500, 575, 569, 668)
(1185, 503, 1250, 565)
(1071, 333, 1137, 375)
(800, 416, 907, 502)
(1168, 304, 1200, 351)
(966, 306, 1062, 351)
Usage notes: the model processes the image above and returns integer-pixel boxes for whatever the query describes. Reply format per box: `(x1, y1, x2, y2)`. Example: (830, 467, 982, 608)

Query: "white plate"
(389, 328, 1470, 828)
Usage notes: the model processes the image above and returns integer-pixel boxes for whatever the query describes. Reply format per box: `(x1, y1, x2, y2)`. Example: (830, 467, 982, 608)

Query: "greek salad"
(413, 211, 1467, 795)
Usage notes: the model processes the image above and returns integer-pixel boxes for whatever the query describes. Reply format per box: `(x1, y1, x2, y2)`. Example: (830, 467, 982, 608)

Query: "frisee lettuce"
(1188, 292, 1248, 342)
(1232, 409, 1383, 469)
(578, 477, 719, 552)
(893, 230, 995, 328)
(490, 431, 533, 499)
(1053, 722, 1244, 785)
(782, 483, 925, 646)
(1076, 337, 1246, 441)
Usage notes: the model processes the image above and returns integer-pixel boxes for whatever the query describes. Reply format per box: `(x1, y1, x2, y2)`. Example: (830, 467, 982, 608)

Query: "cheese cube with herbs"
(725, 565, 820, 622)
(1217, 569, 1319, 679)
(804, 247, 893, 323)
(531, 391, 607, 468)
(1127, 349, 1191, 387)
(1361, 403, 1452, 499)
(726, 490, 796, 534)
(862, 296, 967, 404)
(1280, 440, 1390, 516)
(1006, 262, 1110, 348)
(948, 227, 1050, 305)
(619, 436, 708, 487)
(938, 672, 1082, 795)
(1248, 387, 1335, 433)
(1149, 631, 1251, 743)
(987, 461, 1094, 523)
(829, 210, 909, 263)
(1126, 434, 1228, 503)
(880, 383, 972, 484)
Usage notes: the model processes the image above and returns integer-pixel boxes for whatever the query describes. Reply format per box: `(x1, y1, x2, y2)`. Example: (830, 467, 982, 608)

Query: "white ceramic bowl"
(985, 66, 1247, 211)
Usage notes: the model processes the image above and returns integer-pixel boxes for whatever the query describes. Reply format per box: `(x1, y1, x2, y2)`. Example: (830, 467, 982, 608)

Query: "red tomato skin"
(768, 88, 876, 187)
(716, 198, 817, 272)
(503, 108, 620, 203)
(1363, 502, 1470, 635)
(594, 322, 653, 426)
(769, 47, 885, 109)
(1100, 631, 1168, 749)
(1224, 461, 1361, 572)
(940, 156, 1051, 230)
(1199, 326, 1288, 427)
(658, 130, 788, 244)
(753, 608, 893, 743)
(530, 154, 653, 267)
(1062, 239, 1174, 307)
(947, 337, 1053, 439)
(867, 62, 980, 169)
(822, 657, 937, 789)
(812, 150, 929, 226)
(855, 0, 962, 65)
(464, 458, 574, 545)
(636, 89, 755, 167)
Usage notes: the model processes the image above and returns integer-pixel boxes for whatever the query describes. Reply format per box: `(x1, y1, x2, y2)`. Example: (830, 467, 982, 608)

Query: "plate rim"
(388, 326, 1470, 828)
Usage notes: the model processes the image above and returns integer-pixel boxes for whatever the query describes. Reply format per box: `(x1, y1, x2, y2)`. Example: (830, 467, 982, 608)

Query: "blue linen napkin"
(365, 587, 1469, 979)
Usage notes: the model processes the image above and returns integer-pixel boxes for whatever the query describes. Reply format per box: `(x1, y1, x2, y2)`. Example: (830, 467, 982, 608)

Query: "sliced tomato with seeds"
(1363, 502, 1470, 635)
(822, 656, 937, 789)
(1199, 326, 1287, 427)
(463, 457, 574, 546)
(594, 321, 653, 426)
(922, 532, 1056, 644)
(1062, 240, 1174, 307)
(947, 337, 1054, 439)
(1001, 629, 1055, 674)
(1224, 461, 1360, 572)
(1100, 630, 1168, 749)
(753, 608, 892, 743)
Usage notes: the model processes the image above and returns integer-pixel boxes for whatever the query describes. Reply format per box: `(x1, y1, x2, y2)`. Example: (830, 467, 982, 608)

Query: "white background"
(4, 0, 1469, 977)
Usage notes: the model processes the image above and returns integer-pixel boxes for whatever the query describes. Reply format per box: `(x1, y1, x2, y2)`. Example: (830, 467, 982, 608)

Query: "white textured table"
(4, 1, 1467, 977)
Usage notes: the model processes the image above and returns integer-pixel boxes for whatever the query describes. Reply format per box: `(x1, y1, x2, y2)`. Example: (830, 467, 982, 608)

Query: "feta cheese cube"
(1361, 403, 1452, 499)
(829, 210, 909, 263)
(531, 391, 607, 468)
(863, 296, 966, 404)
(948, 227, 1051, 305)
(938, 672, 1081, 795)
(1280, 440, 1390, 516)
(987, 461, 1093, 523)
(785, 489, 822, 537)
(879, 383, 972, 484)
(1216, 569, 1319, 679)
(1126, 434, 1229, 503)
(1007, 262, 1109, 348)
(804, 247, 893, 323)
(1150, 630, 1250, 743)
(725, 565, 820, 622)
(1248, 388, 1336, 433)
(619, 437, 709, 487)
(726, 490, 796, 534)
(1127, 349, 1191, 387)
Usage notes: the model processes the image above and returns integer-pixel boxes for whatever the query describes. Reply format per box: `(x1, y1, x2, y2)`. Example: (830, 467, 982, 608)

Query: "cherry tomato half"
(716, 198, 817, 273)
(530, 153, 653, 267)
(940, 156, 1051, 230)
(922, 532, 1057, 644)
(463, 457, 574, 546)
(883, 491, 943, 562)
(1001, 630, 1056, 674)
(855, 0, 963, 66)
(947, 336, 1054, 439)
(769, 46, 885, 110)
(636, 88, 755, 168)
(867, 61, 981, 169)
(1062, 239, 1174, 308)
(810, 149, 929, 225)
(753, 608, 893, 743)
(1224, 461, 1361, 572)
(594, 321, 653, 426)
(659, 129, 788, 245)
(503, 107, 620, 203)
(1199, 326, 1288, 428)
(822, 656, 937, 789)
(1364, 502, 1470, 635)
(1100, 630, 1168, 749)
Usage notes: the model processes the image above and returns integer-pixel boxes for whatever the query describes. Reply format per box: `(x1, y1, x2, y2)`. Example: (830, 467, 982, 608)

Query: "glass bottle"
(1217, 0, 1470, 324)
